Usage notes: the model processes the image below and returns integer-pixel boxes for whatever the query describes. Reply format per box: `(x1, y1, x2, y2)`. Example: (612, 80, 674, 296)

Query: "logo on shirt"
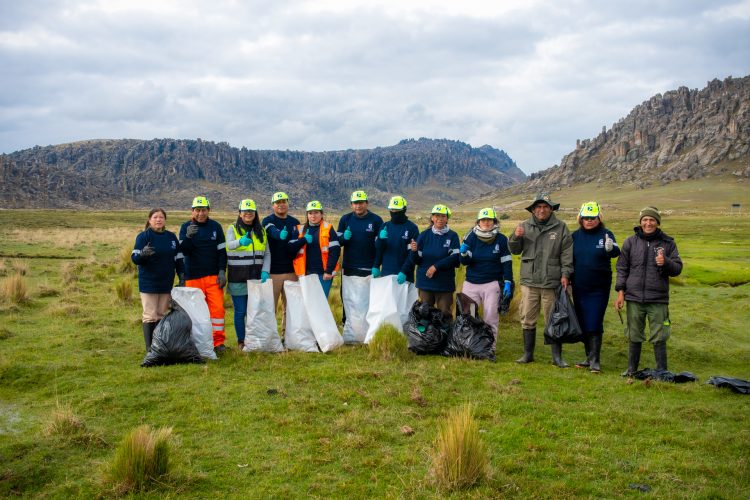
(366, 223, 374, 232)
(171, 241, 177, 250)
(549, 233, 557, 241)
(597, 238, 604, 249)
(212, 231, 217, 240)
(402, 231, 410, 240)
(443, 239, 451, 248)
(493, 243, 500, 253)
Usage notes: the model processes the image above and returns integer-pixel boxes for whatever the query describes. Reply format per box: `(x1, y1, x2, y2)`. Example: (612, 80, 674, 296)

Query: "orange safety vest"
(292, 221, 341, 276)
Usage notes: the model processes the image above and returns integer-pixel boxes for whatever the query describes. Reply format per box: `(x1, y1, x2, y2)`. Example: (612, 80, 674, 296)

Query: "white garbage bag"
(171, 287, 217, 360)
(283, 281, 319, 352)
(299, 275, 343, 352)
(342, 275, 371, 344)
(364, 275, 418, 343)
(243, 280, 284, 353)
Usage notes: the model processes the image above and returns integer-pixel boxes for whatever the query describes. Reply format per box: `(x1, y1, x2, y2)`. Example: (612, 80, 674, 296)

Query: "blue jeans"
(231, 294, 247, 343)
(317, 274, 333, 298)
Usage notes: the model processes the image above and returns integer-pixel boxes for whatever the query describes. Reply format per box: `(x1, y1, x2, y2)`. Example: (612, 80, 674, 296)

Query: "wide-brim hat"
(525, 192, 560, 212)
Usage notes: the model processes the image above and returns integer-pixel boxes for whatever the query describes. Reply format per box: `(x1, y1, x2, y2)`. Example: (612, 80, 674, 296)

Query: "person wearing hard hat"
(373, 195, 419, 284)
(459, 207, 513, 346)
(508, 192, 573, 367)
(225, 199, 271, 350)
(179, 196, 228, 355)
(261, 192, 301, 329)
(410, 204, 460, 318)
(289, 201, 341, 297)
(615, 207, 682, 376)
(570, 202, 620, 373)
(337, 190, 383, 323)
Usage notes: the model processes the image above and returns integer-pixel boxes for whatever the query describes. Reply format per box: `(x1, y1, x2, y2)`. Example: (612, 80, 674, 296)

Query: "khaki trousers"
(271, 273, 298, 332)
(140, 292, 171, 323)
(418, 290, 454, 318)
(519, 285, 557, 330)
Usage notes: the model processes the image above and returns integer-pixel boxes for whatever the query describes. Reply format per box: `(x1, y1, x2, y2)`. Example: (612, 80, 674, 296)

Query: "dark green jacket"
(508, 213, 573, 288)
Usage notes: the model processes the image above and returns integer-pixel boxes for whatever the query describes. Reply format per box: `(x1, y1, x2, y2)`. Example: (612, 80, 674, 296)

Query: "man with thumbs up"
(615, 207, 683, 376)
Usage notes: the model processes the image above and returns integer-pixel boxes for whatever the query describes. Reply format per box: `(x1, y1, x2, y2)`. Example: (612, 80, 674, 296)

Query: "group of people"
(131, 190, 682, 375)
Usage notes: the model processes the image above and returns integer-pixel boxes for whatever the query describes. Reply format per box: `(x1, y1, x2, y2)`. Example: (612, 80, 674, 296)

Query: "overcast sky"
(1, 1, 749, 173)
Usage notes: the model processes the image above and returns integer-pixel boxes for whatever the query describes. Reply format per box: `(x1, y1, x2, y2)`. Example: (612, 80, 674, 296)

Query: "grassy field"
(1, 178, 749, 497)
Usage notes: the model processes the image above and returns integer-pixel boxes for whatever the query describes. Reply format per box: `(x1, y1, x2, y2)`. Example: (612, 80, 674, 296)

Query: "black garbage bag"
(632, 368, 697, 383)
(707, 376, 750, 394)
(142, 305, 205, 367)
(405, 301, 449, 355)
(543, 286, 583, 345)
(498, 281, 515, 316)
(443, 294, 496, 362)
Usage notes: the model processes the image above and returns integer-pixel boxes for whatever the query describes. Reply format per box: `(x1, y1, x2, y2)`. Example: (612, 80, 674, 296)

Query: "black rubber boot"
(143, 322, 157, 352)
(621, 341, 642, 377)
(654, 341, 668, 371)
(589, 334, 602, 373)
(551, 342, 569, 368)
(575, 334, 592, 368)
(515, 329, 536, 363)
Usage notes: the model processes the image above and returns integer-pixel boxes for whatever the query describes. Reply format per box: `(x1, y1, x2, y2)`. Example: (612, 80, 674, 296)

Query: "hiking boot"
(551, 342, 569, 368)
(654, 341, 668, 371)
(621, 341, 641, 377)
(516, 329, 536, 363)
(214, 344, 227, 355)
(589, 334, 602, 373)
(575, 335, 592, 368)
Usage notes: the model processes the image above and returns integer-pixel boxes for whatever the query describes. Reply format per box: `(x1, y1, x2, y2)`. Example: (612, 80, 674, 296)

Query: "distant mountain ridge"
(0, 138, 525, 210)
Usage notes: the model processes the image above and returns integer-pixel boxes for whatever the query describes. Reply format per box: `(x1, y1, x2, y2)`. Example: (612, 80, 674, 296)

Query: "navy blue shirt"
(337, 211, 383, 271)
(572, 226, 620, 290)
(411, 228, 460, 292)
(178, 218, 227, 280)
(131, 228, 183, 293)
(374, 219, 419, 280)
(460, 231, 513, 284)
(289, 223, 341, 275)
(262, 213, 300, 274)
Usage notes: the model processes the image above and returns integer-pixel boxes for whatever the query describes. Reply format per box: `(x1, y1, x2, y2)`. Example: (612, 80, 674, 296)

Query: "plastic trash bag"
(443, 293, 496, 362)
(283, 281, 319, 352)
(243, 279, 284, 353)
(404, 301, 449, 354)
(142, 305, 205, 367)
(171, 287, 217, 360)
(364, 275, 418, 343)
(632, 368, 697, 383)
(342, 275, 371, 344)
(707, 376, 750, 394)
(543, 286, 583, 344)
(299, 275, 343, 352)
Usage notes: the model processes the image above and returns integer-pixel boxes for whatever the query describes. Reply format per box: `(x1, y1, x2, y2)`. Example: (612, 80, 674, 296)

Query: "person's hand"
(140, 243, 155, 259)
(177, 274, 185, 287)
(371, 267, 381, 278)
(217, 270, 227, 288)
(503, 280, 512, 298)
(655, 247, 665, 266)
(604, 233, 614, 252)
(397, 272, 407, 285)
(561, 276, 569, 290)
(304, 233, 313, 244)
(323, 273, 333, 281)
(459, 243, 469, 255)
(425, 265, 437, 278)
(260, 271, 270, 283)
(379, 227, 388, 239)
(614, 290, 625, 311)
(239, 233, 252, 246)
(409, 239, 417, 252)
(185, 224, 199, 238)
(514, 224, 525, 238)
(343, 226, 352, 240)
(279, 227, 288, 241)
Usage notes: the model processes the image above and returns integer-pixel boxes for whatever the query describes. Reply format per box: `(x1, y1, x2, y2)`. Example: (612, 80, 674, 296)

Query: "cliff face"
(525, 76, 750, 191)
(0, 138, 526, 210)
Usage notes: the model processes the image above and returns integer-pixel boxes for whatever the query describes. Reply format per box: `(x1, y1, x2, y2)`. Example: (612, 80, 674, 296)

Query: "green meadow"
(1, 177, 749, 497)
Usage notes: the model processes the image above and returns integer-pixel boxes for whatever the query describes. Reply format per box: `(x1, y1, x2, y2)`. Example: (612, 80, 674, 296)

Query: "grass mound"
(368, 323, 412, 361)
(1, 274, 29, 305)
(107, 425, 172, 494)
(431, 404, 488, 491)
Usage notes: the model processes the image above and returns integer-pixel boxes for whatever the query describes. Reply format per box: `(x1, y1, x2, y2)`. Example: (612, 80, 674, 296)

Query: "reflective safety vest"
(292, 221, 340, 276)
(227, 225, 267, 282)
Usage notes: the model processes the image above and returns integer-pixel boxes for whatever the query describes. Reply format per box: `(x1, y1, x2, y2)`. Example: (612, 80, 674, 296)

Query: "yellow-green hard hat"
(272, 192, 289, 203)
(431, 204, 451, 218)
(579, 201, 601, 218)
(239, 199, 257, 211)
(306, 200, 323, 212)
(192, 196, 210, 208)
(350, 190, 368, 202)
(388, 196, 407, 210)
(477, 207, 497, 220)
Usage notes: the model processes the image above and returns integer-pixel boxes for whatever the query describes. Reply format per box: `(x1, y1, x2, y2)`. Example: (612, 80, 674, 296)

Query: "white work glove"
(604, 233, 614, 252)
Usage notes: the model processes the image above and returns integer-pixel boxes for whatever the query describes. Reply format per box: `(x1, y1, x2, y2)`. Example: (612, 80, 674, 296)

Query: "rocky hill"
(0, 138, 525, 210)
(522, 75, 750, 192)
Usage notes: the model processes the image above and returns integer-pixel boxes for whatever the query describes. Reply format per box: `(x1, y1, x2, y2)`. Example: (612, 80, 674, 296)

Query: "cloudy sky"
(1, 1, 749, 173)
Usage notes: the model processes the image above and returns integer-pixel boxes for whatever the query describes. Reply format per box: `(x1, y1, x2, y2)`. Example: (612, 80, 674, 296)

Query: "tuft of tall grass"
(114, 279, 133, 303)
(430, 404, 488, 491)
(107, 425, 172, 494)
(368, 323, 412, 361)
(118, 245, 136, 274)
(11, 259, 28, 276)
(0, 258, 6, 276)
(44, 402, 105, 446)
(1, 274, 30, 305)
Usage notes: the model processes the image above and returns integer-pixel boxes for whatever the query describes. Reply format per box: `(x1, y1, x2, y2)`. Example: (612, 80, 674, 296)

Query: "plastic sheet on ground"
(707, 376, 750, 394)
(364, 275, 418, 344)
(283, 281, 319, 352)
(142, 306, 204, 367)
(632, 368, 697, 383)
(404, 301, 449, 355)
(342, 275, 371, 344)
(543, 286, 583, 345)
(243, 279, 284, 353)
(171, 287, 217, 360)
(443, 293, 496, 362)
(299, 275, 343, 352)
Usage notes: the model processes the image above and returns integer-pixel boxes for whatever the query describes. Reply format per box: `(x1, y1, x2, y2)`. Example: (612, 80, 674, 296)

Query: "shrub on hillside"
(430, 404, 488, 491)
(107, 425, 172, 494)
(368, 324, 412, 361)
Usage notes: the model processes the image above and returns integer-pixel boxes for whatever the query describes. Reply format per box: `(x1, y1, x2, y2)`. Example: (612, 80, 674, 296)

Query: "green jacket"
(508, 213, 573, 288)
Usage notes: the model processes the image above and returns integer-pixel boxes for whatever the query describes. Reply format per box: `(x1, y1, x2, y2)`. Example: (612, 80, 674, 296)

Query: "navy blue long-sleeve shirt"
(374, 219, 419, 281)
(459, 231, 513, 285)
(131, 228, 183, 293)
(178, 218, 227, 280)
(411, 228, 460, 292)
(337, 211, 383, 271)
(288, 223, 341, 275)
(572, 226, 620, 290)
(262, 213, 300, 274)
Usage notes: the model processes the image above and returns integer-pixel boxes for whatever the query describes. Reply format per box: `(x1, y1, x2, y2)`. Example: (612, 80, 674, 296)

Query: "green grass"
(1, 181, 749, 497)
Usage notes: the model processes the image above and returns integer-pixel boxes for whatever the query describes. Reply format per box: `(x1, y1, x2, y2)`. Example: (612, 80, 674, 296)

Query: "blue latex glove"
(460, 243, 469, 254)
(279, 227, 288, 241)
(503, 281, 512, 298)
(239, 234, 252, 246)
(304, 233, 313, 244)
(260, 271, 270, 283)
(371, 267, 381, 278)
(379, 227, 388, 239)
(397, 272, 406, 285)
(343, 226, 352, 240)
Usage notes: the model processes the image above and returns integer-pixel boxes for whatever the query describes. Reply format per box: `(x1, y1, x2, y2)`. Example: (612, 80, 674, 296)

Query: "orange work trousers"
(185, 275, 226, 347)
